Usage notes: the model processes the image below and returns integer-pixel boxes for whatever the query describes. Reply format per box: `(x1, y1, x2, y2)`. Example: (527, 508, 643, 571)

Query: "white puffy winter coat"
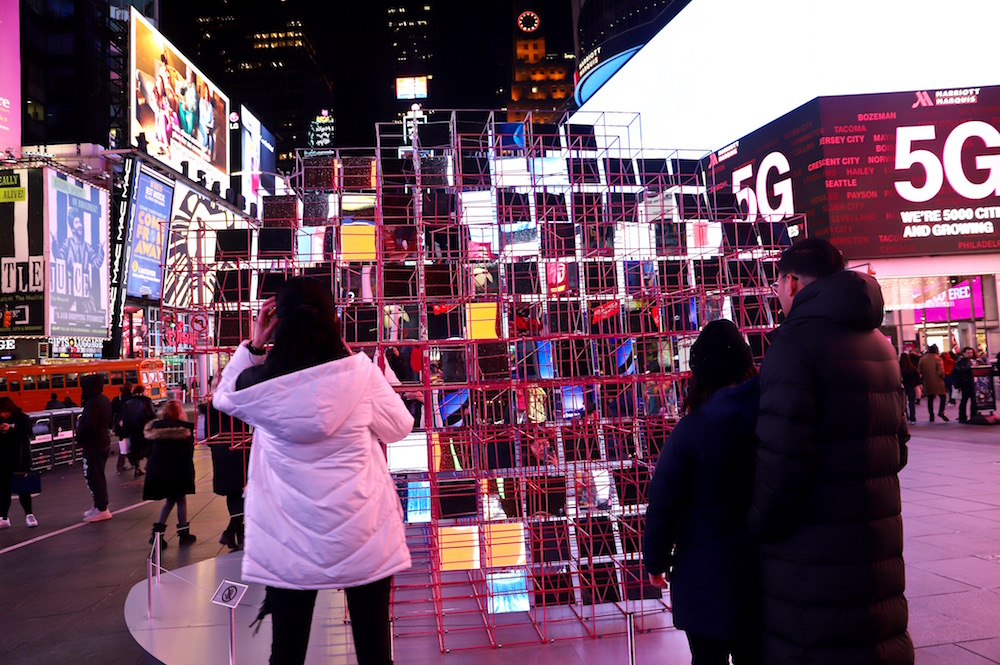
(213, 344, 413, 589)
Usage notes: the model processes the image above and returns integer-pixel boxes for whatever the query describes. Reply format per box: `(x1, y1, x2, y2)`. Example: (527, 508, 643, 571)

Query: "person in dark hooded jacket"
(643, 319, 762, 664)
(751, 238, 912, 664)
(78, 373, 113, 523)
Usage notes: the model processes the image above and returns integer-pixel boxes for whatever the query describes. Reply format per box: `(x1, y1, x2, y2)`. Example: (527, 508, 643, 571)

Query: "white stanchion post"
(146, 553, 154, 618)
(627, 611, 636, 665)
(229, 607, 237, 665)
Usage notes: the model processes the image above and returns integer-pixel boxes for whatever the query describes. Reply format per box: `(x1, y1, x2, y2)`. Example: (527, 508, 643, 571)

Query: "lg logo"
(895, 121, 1000, 203)
(732, 151, 795, 224)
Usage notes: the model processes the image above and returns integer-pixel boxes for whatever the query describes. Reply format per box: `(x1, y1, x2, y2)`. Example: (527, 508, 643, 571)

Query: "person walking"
(78, 374, 113, 523)
(143, 400, 197, 548)
(752, 238, 913, 664)
(899, 353, 920, 425)
(918, 345, 948, 422)
(0, 397, 38, 528)
(110, 383, 133, 474)
(942, 348, 956, 405)
(123, 384, 156, 477)
(643, 319, 762, 664)
(213, 278, 414, 665)
(204, 373, 251, 551)
(953, 347, 977, 423)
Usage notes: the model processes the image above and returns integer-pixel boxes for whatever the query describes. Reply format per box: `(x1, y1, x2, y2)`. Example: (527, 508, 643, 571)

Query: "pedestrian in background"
(45, 393, 63, 410)
(79, 374, 113, 523)
(643, 319, 761, 664)
(918, 345, 948, 422)
(953, 347, 977, 423)
(110, 382, 133, 474)
(214, 279, 414, 665)
(0, 396, 38, 528)
(752, 239, 913, 663)
(123, 384, 156, 477)
(900, 353, 920, 425)
(143, 400, 197, 548)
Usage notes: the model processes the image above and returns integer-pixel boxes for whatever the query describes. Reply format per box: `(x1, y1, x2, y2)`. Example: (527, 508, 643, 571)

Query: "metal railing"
(27, 408, 84, 470)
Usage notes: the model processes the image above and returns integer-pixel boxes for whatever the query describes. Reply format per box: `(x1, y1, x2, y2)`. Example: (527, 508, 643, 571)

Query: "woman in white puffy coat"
(213, 277, 413, 665)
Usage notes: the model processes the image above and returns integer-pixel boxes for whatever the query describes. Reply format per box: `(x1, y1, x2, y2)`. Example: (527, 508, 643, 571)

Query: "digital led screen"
(126, 169, 173, 299)
(0, 2, 21, 151)
(238, 105, 276, 215)
(46, 169, 110, 338)
(572, 0, 1000, 152)
(396, 76, 428, 100)
(708, 85, 1000, 259)
(130, 9, 230, 191)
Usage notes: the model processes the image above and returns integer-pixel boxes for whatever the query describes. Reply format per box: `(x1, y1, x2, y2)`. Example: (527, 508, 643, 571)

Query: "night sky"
(158, 1, 574, 148)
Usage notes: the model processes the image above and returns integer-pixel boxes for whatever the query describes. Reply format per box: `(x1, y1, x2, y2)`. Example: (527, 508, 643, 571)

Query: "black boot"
(149, 522, 168, 549)
(219, 515, 241, 550)
(177, 523, 197, 546)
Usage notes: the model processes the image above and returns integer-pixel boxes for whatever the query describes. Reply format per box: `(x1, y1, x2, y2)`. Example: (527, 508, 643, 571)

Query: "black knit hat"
(689, 319, 754, 391)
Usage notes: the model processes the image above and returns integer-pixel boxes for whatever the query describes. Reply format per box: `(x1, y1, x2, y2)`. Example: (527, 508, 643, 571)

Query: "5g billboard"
(708, 85, 1000, 259)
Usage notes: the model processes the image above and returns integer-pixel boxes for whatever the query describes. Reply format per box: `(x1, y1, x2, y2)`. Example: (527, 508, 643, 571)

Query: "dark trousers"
(268, 576, 393, 665)
(904, 386, 917, 422)
(686, 632, 762, 665)
(0, 473, 33, 518)
(83, 447, 110, 511)
(927, 394, 947, 418)
(959, 387, 976, 421)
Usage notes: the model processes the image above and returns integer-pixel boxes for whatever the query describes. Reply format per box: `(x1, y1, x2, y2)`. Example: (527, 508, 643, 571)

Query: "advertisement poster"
(237, 105, 276, 215)
(162, 181, 245, 308)
(0, 3, 21, 151)
(46, 169, 110, 338)
(0, 169, 45, 336)
(126, 169, 173, 299)
(709, 85, 1000, 259)
(130, 9, 229, 191)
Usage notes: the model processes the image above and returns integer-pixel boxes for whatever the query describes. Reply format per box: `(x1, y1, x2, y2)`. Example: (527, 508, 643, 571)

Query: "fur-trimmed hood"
(144, 418, 194, 442)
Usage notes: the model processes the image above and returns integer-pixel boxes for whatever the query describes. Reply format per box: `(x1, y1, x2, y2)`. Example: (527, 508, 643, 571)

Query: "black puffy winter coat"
(76, 374, 111, 452)
(643, 377, 761, 642)
(751, 269, 913, 664)
(142, 418, 196, 500)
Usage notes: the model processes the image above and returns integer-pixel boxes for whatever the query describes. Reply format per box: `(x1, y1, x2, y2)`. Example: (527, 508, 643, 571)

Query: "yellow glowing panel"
(341, 223, 376, 261)
(466, 302, 499, 339)
(484, 523, 526, 568)
(439, 526, 480, 571)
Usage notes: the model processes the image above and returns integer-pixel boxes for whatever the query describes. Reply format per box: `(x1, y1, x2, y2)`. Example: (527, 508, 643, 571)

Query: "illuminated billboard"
(396, 76, 428, 100)
(573, 0, 1000, 152)
(0, 2, 21, 151)
(130, 9, 230, 191)
(0, 169, 44, 336)
(46, 169, 110, 338)
(237, 105, 277, 215)
(126, 168, 174, 299)
(707, 85, 1000, 259)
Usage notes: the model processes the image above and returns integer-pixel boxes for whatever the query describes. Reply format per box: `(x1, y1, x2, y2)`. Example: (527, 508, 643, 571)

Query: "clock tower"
(509, 3, 576, 123)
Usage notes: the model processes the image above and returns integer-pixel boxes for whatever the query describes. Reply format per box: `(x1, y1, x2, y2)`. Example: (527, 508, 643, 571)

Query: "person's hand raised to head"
(253, 297, 278, 349)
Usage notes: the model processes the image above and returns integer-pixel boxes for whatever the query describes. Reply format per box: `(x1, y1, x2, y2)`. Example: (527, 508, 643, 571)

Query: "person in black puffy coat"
(752, 239, 913, 664)
(643, 319, 762, 664)
(143, 400, 197, 547)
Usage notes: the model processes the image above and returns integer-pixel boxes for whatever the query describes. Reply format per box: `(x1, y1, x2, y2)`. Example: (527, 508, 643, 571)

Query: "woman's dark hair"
(682, 319, 757, 414)
(899, 353, 916, 372)
(121, 382, 133, 397)
(261, 277, 350, 379)
(0, 396, 20, 414)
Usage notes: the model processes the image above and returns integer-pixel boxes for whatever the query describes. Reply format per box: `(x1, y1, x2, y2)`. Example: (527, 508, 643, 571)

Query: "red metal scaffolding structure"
(164, 109, 801, 652)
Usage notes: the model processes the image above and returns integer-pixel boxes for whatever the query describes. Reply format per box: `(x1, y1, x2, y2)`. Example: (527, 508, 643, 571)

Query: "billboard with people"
(0, 168, 44, 336)
(45, 169, 110, 338)
(130, 8, 230, 192)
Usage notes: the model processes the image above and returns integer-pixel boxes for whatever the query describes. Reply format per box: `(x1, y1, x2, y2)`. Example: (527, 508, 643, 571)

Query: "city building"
(509, 1, 576, 122)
